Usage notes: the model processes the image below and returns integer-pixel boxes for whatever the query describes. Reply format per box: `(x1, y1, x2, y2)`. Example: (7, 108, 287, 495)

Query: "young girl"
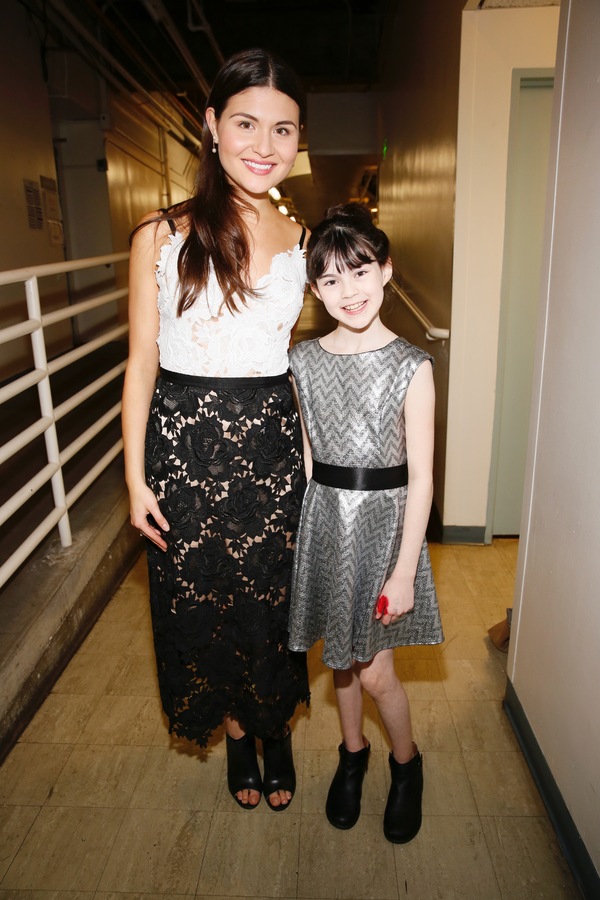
(288, 203, 443, 843)
(122, 49, 310, 812)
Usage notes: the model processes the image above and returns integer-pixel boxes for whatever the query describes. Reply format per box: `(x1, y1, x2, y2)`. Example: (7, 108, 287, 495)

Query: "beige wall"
(378, 0, 465, 522)
(0, 4, 65, 273)
(103, 98, 197, 326)
(445, 5, 559, 533)
(0, 1, 71, 376)
(0, 0, 197, 380)
(510, 0, 600, 871)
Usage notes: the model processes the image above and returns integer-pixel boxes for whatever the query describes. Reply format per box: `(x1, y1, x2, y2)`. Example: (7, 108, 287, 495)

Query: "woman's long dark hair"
(133, 48, 305, 315)
(306, 203, 390, 285)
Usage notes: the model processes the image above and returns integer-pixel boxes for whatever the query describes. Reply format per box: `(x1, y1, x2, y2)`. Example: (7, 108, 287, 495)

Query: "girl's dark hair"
(306, 203, 390, 285)
(133, 48, 305, 315)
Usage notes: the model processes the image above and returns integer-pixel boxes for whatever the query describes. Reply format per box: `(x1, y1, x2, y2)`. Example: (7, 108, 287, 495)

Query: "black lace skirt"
(144, 368, 309, 747)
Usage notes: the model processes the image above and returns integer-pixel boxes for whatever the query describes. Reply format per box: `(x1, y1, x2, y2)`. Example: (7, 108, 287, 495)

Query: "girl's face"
(312, 257, 393, 331)
(206, 86, 300, 200)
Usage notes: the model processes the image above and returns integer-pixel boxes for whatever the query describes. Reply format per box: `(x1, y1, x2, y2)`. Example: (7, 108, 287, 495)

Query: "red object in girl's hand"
(376, 594, 389, 615)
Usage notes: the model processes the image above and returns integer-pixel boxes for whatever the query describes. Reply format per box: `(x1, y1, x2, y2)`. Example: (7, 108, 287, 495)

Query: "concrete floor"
(0, 540, 580, 898)
(0, 290, 582, 897)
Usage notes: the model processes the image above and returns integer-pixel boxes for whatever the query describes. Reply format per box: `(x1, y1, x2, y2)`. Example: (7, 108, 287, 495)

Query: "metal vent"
(24, 180, 43, 230)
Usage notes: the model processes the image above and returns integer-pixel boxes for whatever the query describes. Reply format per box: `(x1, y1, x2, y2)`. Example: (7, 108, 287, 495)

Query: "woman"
(122, 48, 309, 811)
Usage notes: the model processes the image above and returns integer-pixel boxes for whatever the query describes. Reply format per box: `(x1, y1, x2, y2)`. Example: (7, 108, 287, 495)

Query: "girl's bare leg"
(327, 663, 371, 830)
(357, 650, 415, 762)
(333, 665, 367, 751)
(360, 652, 423, 843)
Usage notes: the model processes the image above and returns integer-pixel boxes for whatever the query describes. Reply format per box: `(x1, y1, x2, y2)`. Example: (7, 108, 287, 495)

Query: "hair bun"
(324, 202, 374, 227)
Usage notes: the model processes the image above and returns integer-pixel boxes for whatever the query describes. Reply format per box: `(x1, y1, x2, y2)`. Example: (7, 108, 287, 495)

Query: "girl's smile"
(342, 299, 369, 313)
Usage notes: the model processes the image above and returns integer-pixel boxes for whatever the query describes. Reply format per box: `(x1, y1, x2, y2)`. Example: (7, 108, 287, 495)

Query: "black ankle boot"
(383, 745, 423, 843)
(326, 740, 370, 830)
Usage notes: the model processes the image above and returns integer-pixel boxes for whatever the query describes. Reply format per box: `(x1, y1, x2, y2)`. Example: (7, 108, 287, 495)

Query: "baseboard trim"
(427, 501, 443, 543)
(504, 679, 599, 899)
(441, 524, 486, 544)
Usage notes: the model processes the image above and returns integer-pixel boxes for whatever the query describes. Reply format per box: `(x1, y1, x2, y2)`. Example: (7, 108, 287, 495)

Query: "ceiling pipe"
(41, 0, 204, 145)
(339, 0, 353, 83)
(81, 0, 199, 128)
(187, 0, 225, 66)
(142, 0, 212, 98)
(67, 31, 199, 150)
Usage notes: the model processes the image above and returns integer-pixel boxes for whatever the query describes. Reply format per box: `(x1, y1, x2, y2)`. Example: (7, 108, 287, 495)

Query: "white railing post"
(24, 276, 72, 547)
(0, 251, 129, 589)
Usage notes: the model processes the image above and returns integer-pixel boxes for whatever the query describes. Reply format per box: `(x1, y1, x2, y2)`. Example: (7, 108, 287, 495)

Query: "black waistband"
(159, 368, 290, 388)
(311, 460, 408, 491)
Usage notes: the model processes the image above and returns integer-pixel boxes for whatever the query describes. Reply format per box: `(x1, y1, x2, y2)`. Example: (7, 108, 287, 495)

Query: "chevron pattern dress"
(288, 337, 443, 669)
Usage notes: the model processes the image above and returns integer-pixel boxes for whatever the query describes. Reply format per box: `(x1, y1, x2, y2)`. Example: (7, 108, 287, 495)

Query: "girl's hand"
(129, 484, 170, 551)
(375, 576, 415, 626)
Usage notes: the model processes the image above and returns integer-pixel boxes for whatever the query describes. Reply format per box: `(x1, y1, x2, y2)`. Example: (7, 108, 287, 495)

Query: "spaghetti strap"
(160, 208, 177, 235)
(298, 226, 307, 249)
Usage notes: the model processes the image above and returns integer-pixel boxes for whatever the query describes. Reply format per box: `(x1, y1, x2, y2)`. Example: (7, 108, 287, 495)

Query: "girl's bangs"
(310, 233, 374, 281)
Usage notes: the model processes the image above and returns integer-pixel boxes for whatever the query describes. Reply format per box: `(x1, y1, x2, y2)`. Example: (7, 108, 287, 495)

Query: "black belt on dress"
(311, 460, 408, 491)
(159, 367, 290, 388)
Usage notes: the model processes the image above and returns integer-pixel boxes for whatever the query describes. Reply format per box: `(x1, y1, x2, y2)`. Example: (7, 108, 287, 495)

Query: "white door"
(490, 76, 554, 537)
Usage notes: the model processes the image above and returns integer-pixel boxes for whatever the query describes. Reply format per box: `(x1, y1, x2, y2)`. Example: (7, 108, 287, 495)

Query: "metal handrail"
(0, 251, 129, 589)
(0, 252, 129, 286)
(389, 279, 450, 342)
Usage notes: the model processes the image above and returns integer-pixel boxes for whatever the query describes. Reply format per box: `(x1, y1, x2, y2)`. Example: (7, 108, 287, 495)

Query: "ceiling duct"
(141, 0, 212, 99)
(186, 0, 225, 66)
(27, 0, 204, 147)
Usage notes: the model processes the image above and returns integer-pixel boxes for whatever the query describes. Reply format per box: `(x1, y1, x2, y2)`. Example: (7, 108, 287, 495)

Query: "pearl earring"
(212, 141, 217, 154)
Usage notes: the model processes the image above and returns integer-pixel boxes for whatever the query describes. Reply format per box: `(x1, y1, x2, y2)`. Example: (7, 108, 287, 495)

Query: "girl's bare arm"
(376, 360, 435, 623)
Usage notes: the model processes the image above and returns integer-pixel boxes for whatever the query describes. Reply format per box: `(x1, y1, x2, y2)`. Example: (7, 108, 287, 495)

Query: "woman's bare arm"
(122, 215, 171, 549)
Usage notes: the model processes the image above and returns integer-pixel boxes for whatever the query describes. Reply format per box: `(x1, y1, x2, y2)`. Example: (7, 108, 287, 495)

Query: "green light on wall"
(382, 138, 388, 161)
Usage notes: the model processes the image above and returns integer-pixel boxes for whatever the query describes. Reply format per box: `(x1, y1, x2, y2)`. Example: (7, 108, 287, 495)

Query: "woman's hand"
(374, 575, 415, 626)
(129, 483, 170, 551)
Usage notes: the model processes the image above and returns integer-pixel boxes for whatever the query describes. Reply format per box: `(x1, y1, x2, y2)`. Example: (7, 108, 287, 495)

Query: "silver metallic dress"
(288, 337, 443, 670)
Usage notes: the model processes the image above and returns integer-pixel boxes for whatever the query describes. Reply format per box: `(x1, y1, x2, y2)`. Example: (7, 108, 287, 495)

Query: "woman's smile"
(242, 158, 277, 175)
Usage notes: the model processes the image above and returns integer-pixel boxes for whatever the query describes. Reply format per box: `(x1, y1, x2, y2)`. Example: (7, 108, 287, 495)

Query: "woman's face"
(206, 86, 300, 200)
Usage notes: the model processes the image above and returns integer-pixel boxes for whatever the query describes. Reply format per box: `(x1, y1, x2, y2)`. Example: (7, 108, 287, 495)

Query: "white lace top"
(156, 230, 306, 377)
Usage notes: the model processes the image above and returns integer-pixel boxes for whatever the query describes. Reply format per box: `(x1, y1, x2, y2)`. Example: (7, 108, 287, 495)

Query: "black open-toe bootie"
(383, 745, 423, 843)
(326, 740, 370, 830)
(262, 728, 296, 811)
(226, 733, 262, 810)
